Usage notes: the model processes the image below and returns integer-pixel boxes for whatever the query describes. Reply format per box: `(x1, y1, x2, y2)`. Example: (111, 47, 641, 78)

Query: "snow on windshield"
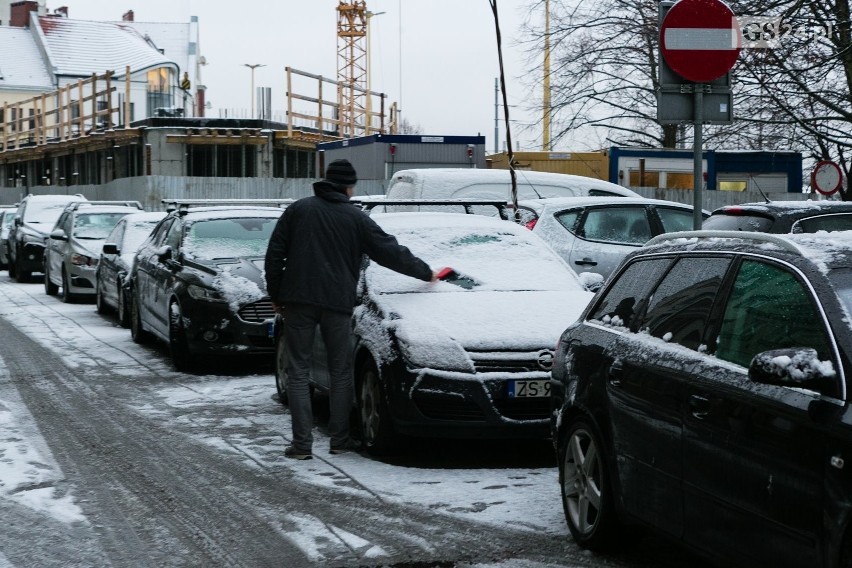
(73, 212, 131, 239)
(183, 217, 277, 260)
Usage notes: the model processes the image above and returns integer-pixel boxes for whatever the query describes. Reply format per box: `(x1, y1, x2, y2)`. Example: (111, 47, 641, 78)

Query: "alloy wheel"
(563, 426, 603, 537)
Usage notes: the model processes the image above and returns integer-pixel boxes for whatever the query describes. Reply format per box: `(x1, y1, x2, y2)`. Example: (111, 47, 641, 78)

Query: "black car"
(128, 204, 282, 371)
(551, 229, 852, 568)
(703, 199, 852, 233)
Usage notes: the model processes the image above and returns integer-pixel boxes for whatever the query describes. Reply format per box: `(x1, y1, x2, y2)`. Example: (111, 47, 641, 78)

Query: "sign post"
(658, 0, 740, 229)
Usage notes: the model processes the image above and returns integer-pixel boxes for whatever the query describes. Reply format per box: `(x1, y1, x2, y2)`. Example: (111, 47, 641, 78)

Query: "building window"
(719, 180, 747, 191)
(628, 170, 660, 188)
(147, 68, 172, 93)
(666, 172, 694, 190)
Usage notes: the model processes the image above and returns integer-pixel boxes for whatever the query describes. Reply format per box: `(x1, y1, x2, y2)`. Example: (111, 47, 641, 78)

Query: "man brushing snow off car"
(264, 159, 439, 460)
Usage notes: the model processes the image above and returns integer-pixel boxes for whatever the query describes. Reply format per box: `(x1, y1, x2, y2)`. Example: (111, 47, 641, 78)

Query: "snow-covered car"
(44, 201, 143, 302)
(95, 211, 167, 326)
(274, 212, 596, 455)
(517, 196, 707, 279)
(8, 193, 87, 282)
(552, 229, 852, 568)
(0, 206, 17, 270)
(128, 205, 283, 371)
(703, 199, 852, 233)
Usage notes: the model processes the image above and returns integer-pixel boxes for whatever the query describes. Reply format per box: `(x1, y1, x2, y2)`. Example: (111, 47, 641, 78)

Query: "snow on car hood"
(372, 289, 592, 352)
(202, 258, 268, 312)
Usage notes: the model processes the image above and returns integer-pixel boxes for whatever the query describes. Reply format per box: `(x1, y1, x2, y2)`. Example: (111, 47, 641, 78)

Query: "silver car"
(44, 201, 142, 302)
(518, 196, 707, 279)
(0, 206, 17, 270)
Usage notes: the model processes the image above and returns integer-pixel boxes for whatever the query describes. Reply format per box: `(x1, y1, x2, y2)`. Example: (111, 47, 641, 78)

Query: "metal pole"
(693, 86, 704, 230)
(494, 78, 499, 154)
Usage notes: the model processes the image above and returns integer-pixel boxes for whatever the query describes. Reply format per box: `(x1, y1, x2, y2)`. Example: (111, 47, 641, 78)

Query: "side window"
(657, 207, 695, 233)
(149, 218, 174, 247)
(55, 212, 69, 233)
(554, 210, 580, 233)
(164, 219, 183, 250)
(715, 260, 833, 368)
(641, 256, 731, 351)
(108, 222, 125, 245)
(580, 207, 650, 244)
(590, 258, 672, 330)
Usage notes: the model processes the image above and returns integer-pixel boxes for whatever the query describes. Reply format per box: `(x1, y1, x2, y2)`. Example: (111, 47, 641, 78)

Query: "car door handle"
(689, 395, 711, 419)
(574, 257, 598, 266)
(608, 360, 623, 386)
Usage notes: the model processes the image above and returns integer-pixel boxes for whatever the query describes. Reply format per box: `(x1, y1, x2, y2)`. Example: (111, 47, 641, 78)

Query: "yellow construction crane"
(336, 1, 367, 138)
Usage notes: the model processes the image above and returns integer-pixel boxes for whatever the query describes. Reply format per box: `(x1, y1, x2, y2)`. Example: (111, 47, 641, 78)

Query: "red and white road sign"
(812, 160, 843, 196)
(660, 0, 741, 83)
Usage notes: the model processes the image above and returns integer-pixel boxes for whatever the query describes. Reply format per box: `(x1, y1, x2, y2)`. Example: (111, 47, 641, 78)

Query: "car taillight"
(723, 207, 743, 215)
(524, 219, 538, 230)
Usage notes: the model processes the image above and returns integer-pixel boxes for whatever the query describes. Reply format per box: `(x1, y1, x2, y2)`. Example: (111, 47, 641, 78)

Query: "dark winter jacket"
(264, 181, 433, 313)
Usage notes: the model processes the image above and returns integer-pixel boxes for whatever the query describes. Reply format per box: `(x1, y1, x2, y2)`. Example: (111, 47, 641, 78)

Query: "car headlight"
(71, 253, 98, 267)
(394, 325, 474, 373)
(187, 284, 226, 302)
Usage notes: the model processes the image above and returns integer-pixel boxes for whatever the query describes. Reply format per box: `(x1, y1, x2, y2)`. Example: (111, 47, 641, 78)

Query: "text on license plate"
(507, 379, 551, 398)
(267, 321, 275, 338)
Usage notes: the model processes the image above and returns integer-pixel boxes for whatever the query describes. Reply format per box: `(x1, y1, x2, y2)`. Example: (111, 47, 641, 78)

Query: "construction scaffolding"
(336, 1, 367, 138)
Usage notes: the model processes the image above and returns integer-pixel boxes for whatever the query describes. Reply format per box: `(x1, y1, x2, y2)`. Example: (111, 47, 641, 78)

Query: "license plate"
(266, 321, 275, 338)
(507, 379, 551, 398)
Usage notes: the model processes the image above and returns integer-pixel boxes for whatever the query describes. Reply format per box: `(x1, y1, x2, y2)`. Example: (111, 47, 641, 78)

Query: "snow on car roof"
(518, 196, 693, 212)
(390, 168, 636, 194)
(181, 207, 283, 221)
(120, 211, 168, 223)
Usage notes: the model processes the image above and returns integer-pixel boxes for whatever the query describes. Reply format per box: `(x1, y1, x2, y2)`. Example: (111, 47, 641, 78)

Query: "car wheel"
(15, 254, 29, 283)
(357, 356, 398, 455)
(560, 419, 620, 551)
(168, 301, 193, 372)
(129, 287, 152, 344)
(117, 284, 130, 328)
(274, 330, 289, 406)
(43, 264, 58, 296)
(61, 268, 75, 303)
(95, 279, 109, 314)
(7, 251, 16, 278)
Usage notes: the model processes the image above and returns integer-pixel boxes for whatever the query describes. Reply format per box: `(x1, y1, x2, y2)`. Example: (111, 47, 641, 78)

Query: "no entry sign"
(660, 0, 741, 83)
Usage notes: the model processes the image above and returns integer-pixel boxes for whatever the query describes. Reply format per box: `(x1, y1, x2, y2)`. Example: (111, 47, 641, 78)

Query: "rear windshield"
(793, 214, 852, 233)
(702, 213, 774, 232)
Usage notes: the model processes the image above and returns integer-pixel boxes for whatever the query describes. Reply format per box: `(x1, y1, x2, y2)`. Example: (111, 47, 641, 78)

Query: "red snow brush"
(436, 267, 478, 289)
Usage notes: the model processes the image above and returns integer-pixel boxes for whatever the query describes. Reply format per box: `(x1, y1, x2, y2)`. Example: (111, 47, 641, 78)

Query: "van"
(384, 168, 640, 202)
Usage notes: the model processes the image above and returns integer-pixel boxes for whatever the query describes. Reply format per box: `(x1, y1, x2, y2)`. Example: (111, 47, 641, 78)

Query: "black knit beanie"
(324, 159, 358, 186)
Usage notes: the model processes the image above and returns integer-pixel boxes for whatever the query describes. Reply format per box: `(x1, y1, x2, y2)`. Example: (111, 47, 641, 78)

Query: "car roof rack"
(351, 198, 512, 220)
(645, 230, 805, 255)
(161, 198, 295, 214)
(68, 200, 143, 210)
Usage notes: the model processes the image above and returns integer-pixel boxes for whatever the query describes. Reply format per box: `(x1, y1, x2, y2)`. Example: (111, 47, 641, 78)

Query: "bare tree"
(398, 117, 424, 134)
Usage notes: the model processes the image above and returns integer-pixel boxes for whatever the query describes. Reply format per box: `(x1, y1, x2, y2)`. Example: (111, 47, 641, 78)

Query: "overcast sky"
(53, 0, 549, 153)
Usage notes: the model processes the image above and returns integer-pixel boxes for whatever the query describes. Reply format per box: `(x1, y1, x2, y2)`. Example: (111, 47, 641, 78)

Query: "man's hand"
(430, 270, 441, 282)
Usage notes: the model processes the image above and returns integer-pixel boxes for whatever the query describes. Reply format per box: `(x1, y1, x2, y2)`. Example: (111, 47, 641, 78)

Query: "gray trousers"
(283, 303, 354, 451)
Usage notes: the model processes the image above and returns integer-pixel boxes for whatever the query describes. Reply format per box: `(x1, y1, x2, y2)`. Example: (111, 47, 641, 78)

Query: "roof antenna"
(751, 175, 771, 204)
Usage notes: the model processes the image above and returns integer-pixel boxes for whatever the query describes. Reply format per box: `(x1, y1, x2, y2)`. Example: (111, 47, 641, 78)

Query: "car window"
(792, 213, 852, 233)
(56, 212, 71, 234)
(702, 213, 774, 232)
(657, 207, 695, 233)
(123, 220, 161, 253)
(580, 207, 649, 244)
(590, 258, 672, 330)
(183, 217, 277, 260)
(149, 218, 174, 247)
(641, 257, 731, 350)
(73, 213, 130, 239)
(164, 218, 183, 250)
(588, 189, 625, 197)
(554, 210, 580, 233)
(106, 221, 125, 246)
(715, 260, 832, 369)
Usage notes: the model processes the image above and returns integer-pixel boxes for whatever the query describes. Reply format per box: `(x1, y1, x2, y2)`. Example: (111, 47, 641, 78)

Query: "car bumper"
(67, 264, 97, 295)
(18, 241, 45, 273)
(181, 297, 276, 356)
(385, 361, 551, 439)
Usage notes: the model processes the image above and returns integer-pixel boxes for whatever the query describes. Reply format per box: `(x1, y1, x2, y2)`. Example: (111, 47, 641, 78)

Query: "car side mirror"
(749, 347, 836, 393)
(577, 271, 604, 293)
(102, 243, 120, 255)
(156, 245, 173, 263)
(49, 228, 68, 241)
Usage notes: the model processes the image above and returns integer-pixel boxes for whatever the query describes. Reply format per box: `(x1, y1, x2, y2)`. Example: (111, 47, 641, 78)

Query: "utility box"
(316, 134, 486, 183)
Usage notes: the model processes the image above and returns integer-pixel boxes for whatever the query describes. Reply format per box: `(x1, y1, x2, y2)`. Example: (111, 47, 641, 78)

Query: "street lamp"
(365, 11, 385, 133)
(243, 63, 265, 118)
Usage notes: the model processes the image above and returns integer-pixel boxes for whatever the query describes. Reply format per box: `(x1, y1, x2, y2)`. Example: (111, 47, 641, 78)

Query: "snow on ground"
(0, 279, 568, 547)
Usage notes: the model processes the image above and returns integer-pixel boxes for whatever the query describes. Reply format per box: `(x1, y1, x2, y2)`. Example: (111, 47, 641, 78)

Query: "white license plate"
(507, 379, 551, 398)
(266, 321, 275, 338)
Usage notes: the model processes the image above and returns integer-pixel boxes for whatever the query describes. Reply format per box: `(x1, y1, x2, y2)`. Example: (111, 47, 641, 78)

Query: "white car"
(274, 212, 596, 455)
(518, 196, 707, 279)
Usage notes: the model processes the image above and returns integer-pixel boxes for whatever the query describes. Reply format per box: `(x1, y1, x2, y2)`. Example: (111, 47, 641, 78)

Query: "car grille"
(468, 350, 554, 373)
(493, 398, 550, 421)
(237, 300, 274, 323)
(413, 392, 486, 421)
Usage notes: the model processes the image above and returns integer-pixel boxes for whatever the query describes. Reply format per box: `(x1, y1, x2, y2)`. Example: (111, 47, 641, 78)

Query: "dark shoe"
(330, 439, 363, 455)
(284, 446, 312, 460)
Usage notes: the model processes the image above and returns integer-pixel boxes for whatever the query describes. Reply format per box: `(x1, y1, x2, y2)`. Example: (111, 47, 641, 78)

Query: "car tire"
(560, 418, 621, 551)
(274, 330, 289, 406)
(357, 356, 398, 455)
(61, 268, 75, 303)
(43, 264, 58, 296)
(7, 251, 16, 278)
(168, 300, 193, 372)
(95, 279, 109, 314)
(129, 287, 152, 344)
(15, 254, 29, 283)
(117, 284, 130, 328)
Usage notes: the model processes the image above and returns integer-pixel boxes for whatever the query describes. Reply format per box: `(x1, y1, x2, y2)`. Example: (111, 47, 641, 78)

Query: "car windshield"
(702, 213, 774, 232)
(183, 217, 277, 260)
(73, 212, 131, 239)
(366, 220, 582, 294)
(2, 211, 16, 228)
(123, 220, 161, 254)
(24, 202, 74, 225)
